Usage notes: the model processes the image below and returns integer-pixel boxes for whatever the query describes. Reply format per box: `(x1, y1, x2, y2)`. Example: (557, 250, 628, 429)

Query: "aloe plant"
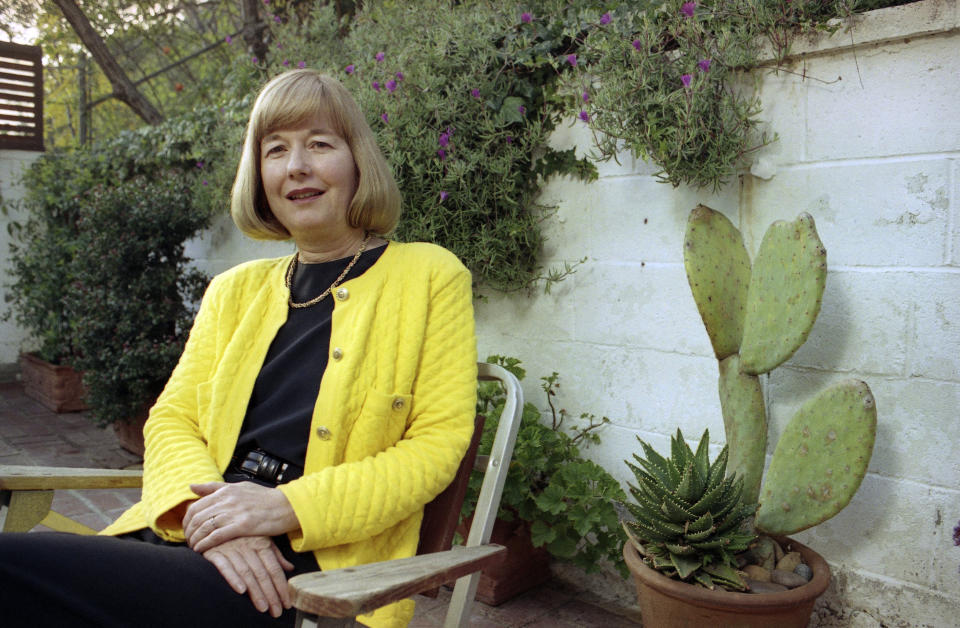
(622, 429, 756, 591)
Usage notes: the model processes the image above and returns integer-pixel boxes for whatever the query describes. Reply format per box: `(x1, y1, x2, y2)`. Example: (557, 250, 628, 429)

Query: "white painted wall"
(0, 149, 41, 378)
(473, 1, 960, 624)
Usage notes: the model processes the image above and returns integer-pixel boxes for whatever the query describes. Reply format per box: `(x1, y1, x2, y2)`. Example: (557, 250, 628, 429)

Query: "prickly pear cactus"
(683, 205, 752, 361)
(755, 380, 877, 535)
(718, 354, 767, 505)
(739, 213, 827, 375)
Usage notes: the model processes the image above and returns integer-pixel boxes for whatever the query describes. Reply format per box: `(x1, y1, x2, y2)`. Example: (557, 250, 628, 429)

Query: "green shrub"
(467, 355, 628, 577)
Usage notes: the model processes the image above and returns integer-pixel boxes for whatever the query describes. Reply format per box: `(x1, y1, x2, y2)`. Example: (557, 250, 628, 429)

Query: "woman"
(0, 69, 477, 628)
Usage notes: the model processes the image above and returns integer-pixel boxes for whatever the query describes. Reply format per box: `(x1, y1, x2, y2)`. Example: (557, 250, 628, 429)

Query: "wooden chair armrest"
(289, 544, 506, 618)
(0, 465, 143, 491)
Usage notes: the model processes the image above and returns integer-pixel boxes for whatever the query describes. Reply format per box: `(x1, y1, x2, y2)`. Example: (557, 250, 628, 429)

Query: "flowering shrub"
(556, 0, 862, 189)
(235, 1, 598, 292)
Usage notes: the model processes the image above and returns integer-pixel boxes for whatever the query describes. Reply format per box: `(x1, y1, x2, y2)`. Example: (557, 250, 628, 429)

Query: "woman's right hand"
(202, 535, 294, 618)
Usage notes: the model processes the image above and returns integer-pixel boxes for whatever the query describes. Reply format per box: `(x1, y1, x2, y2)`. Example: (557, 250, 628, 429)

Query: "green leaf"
(530, 520, 556, 547)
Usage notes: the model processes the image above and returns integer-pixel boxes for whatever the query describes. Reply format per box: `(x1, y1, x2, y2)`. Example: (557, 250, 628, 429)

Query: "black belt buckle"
(239, 449, 291, 484)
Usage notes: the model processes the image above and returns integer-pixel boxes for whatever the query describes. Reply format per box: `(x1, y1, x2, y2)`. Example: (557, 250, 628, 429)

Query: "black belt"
(228, 448, 304, 485)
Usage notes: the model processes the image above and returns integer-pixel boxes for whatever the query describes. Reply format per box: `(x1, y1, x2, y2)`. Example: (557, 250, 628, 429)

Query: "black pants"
(0, 530, 318, 627)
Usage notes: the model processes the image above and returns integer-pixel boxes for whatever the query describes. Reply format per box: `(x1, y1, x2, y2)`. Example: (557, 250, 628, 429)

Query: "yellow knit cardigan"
(102, 242, 478, 627)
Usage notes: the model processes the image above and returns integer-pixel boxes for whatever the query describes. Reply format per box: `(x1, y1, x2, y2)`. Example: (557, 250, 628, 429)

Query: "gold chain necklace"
(285, 232, 371, 309)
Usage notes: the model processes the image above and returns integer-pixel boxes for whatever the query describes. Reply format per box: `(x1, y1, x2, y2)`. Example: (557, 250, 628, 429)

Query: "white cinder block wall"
(476, 1, 960, 624)
(1, 1, 956, 623)
(0, 149, 40, 380)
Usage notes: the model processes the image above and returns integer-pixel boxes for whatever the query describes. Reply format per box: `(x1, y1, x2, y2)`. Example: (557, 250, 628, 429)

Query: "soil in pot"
(623, 536, 830, 628)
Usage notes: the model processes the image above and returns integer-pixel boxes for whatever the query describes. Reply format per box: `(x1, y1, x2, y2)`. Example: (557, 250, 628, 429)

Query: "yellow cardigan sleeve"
(139, 275, 226, 539)
(280, 263, 477, 552)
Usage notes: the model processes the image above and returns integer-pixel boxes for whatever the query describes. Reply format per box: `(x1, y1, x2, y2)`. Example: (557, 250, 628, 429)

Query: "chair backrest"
(441, 362, 524, 626)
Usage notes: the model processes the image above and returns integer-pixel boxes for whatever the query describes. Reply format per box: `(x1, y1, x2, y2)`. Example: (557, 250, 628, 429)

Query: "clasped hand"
(182, 482, 301, 617)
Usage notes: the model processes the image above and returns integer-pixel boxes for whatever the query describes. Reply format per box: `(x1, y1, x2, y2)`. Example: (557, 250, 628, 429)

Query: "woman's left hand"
(182, 481, 299, 553)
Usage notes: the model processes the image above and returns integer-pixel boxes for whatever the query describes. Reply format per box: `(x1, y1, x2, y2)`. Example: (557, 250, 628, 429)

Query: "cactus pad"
(755, 380, 877, 535)
(683, 205, 752, 360)
(718, 354, 767, 505)
(740, 213, 827, 375)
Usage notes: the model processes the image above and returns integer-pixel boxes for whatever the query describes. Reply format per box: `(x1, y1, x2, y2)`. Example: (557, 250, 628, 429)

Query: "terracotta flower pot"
(623, 537, 830, 628)
(113, 411, 149, 457)
(19, 352, 88, 413)
(456, 516, 551, 605)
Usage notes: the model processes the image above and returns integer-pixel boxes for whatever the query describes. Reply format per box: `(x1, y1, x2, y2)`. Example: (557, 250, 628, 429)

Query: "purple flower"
(263, 0, 269, 4)
(506, 136, 514, 144)
(566, 54, 577, 67)
(225, 35, 232, 44)
(298, 61, 306, 69)
(274, 15, 281, 23)
(632, 39, 642, 51)
(372, 81, 381, 92)
(202, 180, 208, 186)
(681, 1, 696, 17)
(953, 520, 960, 546)
(381, 113, 389, 123)
(471, 88, 481, 99)
(252, 56, 258, 64)
(439, 132, 450, 147)
(375, 51, 385, 62)
(386, 79, 397, 93)
(440, 191, 449, 201)
(196, 161, 204, 169)
(581, 91, 589, 102)
(345, 64, 355, 74)
(395, 71, 404, 80)
(600, 12, 611, 25)
(681, 74, 693, 87)
(437, 149, 447, 160)
(578, 110, 590, 122)
(282, 59, 290, 66)
(698, 58, 711, 72)
(521, 12, 532, 23)
(276, 43, 283, 50)
(518, 105, 526, 114)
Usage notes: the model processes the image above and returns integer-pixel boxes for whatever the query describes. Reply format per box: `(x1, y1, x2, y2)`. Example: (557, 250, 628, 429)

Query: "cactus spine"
(682, 206, 876, 536)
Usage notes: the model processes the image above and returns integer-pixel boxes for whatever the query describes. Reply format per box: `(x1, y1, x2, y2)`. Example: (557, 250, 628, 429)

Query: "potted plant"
(61, 174, 208, 454)
(619, 206, 877, 626)
(462, 355, 627, 605)
(4, 153, 89, 412)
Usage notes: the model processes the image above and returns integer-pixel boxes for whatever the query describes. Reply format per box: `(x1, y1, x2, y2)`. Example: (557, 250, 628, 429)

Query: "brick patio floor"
(0, 382, 641, 626)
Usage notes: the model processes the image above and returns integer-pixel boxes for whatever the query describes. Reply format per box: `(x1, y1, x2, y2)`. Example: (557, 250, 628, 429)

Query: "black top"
(234, 244, 387, 467)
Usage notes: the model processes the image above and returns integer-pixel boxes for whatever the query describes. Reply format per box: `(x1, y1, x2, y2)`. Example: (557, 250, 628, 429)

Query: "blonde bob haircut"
(231, 69, 402, 240)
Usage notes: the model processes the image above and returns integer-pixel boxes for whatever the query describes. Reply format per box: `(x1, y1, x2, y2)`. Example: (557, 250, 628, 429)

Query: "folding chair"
(0, 361, 525, 628)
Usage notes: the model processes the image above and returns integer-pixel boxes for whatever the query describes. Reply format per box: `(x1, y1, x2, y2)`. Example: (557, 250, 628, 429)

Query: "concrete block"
(742, 159, 951, 267)
(572, 262, 713, 356)
(547, 116, 642, 178)
(557, 343, 724, 436)
(793, 474, 949, 589)
(749, 68, 808, 169)
(904, 271, 960, 381)
(539, 174, 738, 265)
(770, 270, 909, 376)
(767, 369, 960, 488)
(474, 277, 577, 343)
(804, 32, 960, 161)
(185, 213, 294, 277)
(952, 158, 960, 267)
